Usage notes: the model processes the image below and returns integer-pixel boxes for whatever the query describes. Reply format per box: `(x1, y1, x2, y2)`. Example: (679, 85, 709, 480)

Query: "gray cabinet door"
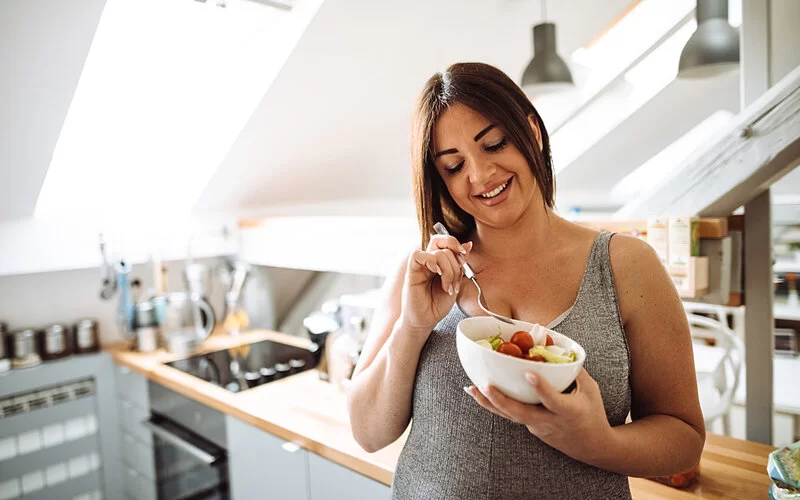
(308, 453, 391, 500)
(227, 416, 310, 500)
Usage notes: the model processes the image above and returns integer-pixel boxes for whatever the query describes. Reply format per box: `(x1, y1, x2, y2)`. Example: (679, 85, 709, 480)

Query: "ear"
(528, 114, 543, 152)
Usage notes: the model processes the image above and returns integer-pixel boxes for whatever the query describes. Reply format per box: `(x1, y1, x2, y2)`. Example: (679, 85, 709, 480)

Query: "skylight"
(610, 109, 735, 202)
(35, 0, 322, 221)
(548, 18, 697, 172)
(539, 0, 741, 175)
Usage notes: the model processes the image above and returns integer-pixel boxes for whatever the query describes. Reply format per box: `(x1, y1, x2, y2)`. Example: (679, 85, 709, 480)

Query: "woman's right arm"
(347, 236, 469, 452)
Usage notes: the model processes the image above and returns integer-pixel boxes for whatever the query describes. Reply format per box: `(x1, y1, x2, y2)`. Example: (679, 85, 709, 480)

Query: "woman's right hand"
(400, 235, 473, 335)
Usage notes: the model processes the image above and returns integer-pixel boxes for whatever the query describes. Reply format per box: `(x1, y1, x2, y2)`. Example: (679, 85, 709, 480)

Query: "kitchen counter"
(111, 330, 775, 499)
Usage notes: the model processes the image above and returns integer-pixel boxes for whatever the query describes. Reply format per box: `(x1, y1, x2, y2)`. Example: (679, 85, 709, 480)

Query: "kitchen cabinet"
(227, 416, 310, 500)
(114, 365, 156, 500)
(307, 453, 391, 500)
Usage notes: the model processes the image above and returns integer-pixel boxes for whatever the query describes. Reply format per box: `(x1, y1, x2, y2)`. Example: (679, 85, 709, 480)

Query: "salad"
(476, 324, 577, 363)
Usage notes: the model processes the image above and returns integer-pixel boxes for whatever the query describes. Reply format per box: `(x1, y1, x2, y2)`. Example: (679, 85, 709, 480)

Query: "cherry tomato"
(509, 331, 534, 352)
(496, 342, 523, 358)
(545, 334, 554, 346)
(529, 354, 545, 362)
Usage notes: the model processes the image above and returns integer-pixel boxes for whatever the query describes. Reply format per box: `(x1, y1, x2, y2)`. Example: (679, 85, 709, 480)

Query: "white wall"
(0, 257, 382, 346)
(0, 258, 227, 345)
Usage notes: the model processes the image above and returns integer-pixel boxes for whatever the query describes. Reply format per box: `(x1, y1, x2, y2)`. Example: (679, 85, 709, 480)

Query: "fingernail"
(525, 373, 538, 385)
(436, 265, 442, 276)
(480, 385, 491, 395)
(465, 241, 473, 252)
(448, 286, 454, 296)
(459, 246, 467, 255)
(455, 283, 460, 294)
(463, 387, 472, 395)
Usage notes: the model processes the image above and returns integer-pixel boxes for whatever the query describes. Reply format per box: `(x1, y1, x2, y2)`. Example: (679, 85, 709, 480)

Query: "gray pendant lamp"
(521, 1, 574, 96)
(678, 0, 740, 79)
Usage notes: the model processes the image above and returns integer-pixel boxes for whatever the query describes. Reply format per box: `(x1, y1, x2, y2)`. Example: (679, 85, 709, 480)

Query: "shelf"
(576, 217, 730, 239)
(775, 302, 800, 321)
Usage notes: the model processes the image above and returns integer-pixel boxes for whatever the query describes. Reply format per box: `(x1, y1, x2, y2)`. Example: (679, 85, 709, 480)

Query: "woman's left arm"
(594, 234, 706, 475)
(467, 235, 705, 477)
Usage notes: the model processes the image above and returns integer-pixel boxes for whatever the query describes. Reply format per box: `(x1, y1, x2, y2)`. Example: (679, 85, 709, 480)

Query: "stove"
(166, 339, 317, 393)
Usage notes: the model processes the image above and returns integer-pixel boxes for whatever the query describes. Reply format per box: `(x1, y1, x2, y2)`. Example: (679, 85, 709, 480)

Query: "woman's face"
(432, 104, 543, 230)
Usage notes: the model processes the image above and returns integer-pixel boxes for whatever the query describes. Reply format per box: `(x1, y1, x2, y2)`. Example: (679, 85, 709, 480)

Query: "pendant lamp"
(678, 0, 740, 79)
(521, 1, 574, 96)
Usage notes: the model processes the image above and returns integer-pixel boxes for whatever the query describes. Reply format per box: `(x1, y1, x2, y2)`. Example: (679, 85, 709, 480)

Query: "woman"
(347, 62, 705, 499)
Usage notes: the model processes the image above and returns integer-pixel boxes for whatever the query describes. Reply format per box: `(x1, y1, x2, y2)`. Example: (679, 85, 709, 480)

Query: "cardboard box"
(669, 216, 700, 270)
(670, 257, 709, 298)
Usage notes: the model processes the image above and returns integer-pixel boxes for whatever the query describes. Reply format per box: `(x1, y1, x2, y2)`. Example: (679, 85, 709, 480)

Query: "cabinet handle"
(142, 420, 217, 465)
(281, 442, 301, 453)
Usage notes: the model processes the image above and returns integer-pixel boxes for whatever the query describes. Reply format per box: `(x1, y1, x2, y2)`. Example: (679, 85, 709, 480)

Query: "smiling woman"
(410, 63, 556, 247)
(347, 62, 705, 500)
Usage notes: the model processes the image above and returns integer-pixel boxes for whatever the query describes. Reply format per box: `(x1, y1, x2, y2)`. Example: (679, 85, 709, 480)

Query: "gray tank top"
(392, 232, 632, 499)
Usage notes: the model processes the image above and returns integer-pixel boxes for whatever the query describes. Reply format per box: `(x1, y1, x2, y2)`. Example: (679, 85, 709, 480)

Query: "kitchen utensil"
(222, 262, 250, 335)
(163, 292, 215, 341)
(433, 222, 517, 326)
(136, 326, 159, 353)
(165, 330, 198, 355)
(98, 234, 117, 300)
(303, 311, 340, 381)
(40, 324, 71, 361)
(0, 322, 10, 373)
(73, 319, 100, 354)
(11, 329, 41, 369)
(115, 260, 136, 338)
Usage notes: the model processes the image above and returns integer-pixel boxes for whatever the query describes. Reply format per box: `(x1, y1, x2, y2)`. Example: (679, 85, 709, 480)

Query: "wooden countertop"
(111, 330, 775, 498)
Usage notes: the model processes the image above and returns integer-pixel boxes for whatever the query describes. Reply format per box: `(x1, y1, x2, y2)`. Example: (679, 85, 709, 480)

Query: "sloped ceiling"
(194, 0, 633, 214)
(0, 0, 107, 220)
(556, 70, 741, 210)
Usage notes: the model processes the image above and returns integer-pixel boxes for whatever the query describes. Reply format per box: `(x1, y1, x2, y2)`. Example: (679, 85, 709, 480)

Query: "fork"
(433, 223, 518, 326)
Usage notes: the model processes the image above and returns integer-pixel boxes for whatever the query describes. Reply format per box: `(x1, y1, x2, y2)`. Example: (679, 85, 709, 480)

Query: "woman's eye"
(485, 138, 507, 152)
(445, 161, 464, 174)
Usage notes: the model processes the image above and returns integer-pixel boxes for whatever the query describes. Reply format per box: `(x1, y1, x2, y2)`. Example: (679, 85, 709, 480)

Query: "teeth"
(480, 180, 509, 198)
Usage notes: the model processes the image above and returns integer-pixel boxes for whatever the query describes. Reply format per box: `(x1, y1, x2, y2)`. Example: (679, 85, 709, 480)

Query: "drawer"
(118, 399, 152, 447)
(115, 365, 149, 410)
(121, 432, 155, 479)
(124, 465, 157, 500)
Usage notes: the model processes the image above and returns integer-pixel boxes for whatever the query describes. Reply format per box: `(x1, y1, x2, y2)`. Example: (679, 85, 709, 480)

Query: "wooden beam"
(616, 64, 800, 219)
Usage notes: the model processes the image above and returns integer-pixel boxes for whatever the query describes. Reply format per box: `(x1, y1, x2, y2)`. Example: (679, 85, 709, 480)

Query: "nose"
(467, 159, 496, 186)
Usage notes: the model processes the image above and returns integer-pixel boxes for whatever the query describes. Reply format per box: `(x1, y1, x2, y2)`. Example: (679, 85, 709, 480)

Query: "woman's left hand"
(465, 369, 613, 463)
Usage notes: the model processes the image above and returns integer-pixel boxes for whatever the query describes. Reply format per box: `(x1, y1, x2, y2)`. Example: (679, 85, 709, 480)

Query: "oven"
(147, 382, 229, 499)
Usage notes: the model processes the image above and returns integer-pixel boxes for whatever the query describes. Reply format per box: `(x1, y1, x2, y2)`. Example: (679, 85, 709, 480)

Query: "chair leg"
(722, 413, 731, 436)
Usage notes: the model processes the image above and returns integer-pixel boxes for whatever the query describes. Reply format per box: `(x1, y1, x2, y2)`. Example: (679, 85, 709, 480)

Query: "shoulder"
(607, 233, 677, 324)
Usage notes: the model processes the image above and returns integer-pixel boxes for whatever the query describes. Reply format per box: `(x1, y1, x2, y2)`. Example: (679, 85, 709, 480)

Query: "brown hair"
(410, 62, 556, 248)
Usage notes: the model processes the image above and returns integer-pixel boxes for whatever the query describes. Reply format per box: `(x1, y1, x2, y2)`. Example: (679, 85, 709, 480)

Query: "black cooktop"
(166, 339, 317, 393)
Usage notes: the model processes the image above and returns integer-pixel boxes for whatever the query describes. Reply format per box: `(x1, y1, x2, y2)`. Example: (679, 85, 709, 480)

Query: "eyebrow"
(433, 124, 497, 158)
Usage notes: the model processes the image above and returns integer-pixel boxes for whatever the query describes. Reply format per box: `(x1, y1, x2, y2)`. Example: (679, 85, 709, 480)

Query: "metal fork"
(433, 223, 518, 326)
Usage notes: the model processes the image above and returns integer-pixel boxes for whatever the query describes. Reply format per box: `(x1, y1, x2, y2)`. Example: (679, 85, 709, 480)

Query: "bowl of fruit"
(456, 316, 585, 404)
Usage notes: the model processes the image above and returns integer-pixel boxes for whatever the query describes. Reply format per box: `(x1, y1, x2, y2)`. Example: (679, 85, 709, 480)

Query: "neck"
(472, 203, 564, 261)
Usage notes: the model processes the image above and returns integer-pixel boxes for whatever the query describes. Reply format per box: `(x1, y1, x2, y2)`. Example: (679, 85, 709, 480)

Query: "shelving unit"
(576, 216, 740, 305)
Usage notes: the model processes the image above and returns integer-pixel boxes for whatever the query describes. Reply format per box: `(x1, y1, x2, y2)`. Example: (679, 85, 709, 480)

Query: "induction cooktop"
(166, 339, 317, 393)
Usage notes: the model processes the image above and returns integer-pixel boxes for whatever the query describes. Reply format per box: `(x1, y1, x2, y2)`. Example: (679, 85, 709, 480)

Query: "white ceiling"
(555, 70, 741, 210)
(4, 0, 791, 224)
(193, 0, 633, 214)
(0, 0, 107, 220)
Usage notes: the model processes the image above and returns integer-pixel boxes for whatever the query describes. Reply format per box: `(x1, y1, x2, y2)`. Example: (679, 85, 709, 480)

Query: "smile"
(479, 179, 510, 199)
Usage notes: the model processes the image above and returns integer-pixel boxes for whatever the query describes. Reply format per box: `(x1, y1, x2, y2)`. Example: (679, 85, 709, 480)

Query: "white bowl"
(456, 316, 586, 404)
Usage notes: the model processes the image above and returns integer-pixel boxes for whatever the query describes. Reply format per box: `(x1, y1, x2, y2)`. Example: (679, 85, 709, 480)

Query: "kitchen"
(1, 0, 800, 498)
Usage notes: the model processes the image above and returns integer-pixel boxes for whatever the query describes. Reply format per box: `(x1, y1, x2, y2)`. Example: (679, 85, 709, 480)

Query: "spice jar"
(74, 319, 100, 354)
